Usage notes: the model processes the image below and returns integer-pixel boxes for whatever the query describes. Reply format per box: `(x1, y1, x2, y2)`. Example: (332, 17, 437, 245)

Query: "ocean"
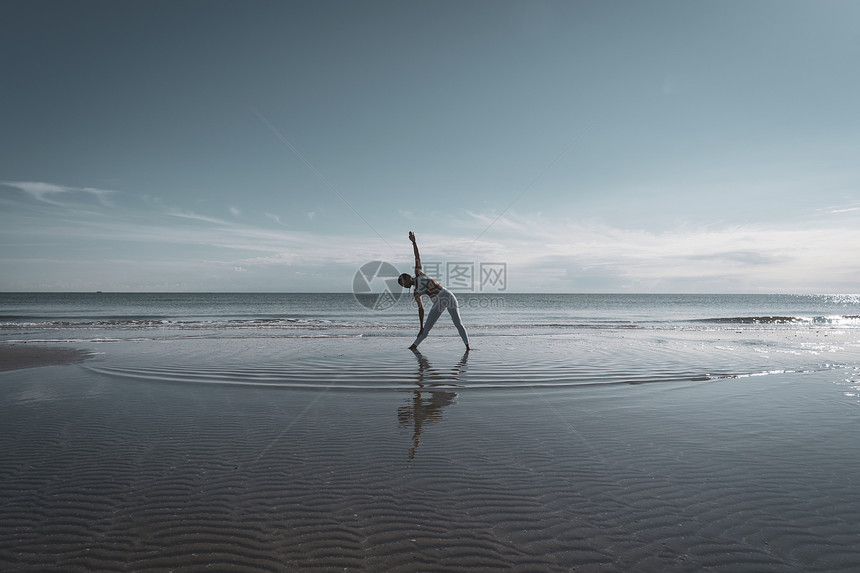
(2, 292, 860, 570)
(4, 291, 860, 334)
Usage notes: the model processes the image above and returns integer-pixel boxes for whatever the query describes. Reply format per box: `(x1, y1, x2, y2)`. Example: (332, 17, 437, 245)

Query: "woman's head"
(398, 273, 413, 288)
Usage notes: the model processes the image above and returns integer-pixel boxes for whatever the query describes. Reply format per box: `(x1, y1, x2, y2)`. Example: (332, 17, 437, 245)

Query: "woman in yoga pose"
(398, 231, 471, 351)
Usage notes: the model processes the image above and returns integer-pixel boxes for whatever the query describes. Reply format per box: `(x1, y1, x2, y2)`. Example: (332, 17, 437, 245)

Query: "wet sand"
(1, 334, 859, 571)
(0, 345, 90, 372)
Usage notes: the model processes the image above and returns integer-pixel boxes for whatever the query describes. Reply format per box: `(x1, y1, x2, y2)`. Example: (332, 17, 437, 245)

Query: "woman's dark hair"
(398, 273, 411, 288)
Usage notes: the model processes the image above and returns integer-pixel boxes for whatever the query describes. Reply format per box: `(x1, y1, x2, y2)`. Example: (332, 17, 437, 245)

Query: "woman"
(398, 231, 471, 351)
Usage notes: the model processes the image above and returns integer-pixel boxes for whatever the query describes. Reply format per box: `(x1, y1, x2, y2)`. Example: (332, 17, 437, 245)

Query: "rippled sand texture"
(1, 333, 860, 572)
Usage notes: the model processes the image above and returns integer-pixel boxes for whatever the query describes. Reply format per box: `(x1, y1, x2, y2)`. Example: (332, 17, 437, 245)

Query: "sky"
(1, 0, 859, 293)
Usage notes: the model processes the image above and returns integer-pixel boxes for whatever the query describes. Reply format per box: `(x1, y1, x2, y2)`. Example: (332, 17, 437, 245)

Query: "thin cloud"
(166, 209, 228, 224)
(1, 180, 117, 206)
(815, 199, 860, 215)
(2, 196, 389, 272)
(149, 198, 230, 225)
(4, 184, 858, 292)
(265, 213, 285, 225)
(451, 210, 860, 292)
(686, 250, 788, 265)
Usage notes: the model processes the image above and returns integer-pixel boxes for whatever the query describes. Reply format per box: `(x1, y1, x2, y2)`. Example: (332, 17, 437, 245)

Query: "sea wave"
(0, 317, 342, 329)
(696, 315, 860, 326)
(3, 312, 860, 334)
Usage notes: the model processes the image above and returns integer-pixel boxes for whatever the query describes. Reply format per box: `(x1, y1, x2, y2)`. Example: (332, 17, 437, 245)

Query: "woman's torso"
(415, 274, 442, 297)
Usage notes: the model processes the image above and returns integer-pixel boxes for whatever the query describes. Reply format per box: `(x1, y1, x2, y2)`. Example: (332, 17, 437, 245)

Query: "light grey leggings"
(413, 288, 470, 347)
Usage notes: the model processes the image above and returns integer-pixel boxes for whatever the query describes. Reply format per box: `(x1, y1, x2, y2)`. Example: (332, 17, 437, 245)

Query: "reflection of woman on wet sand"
(398, 232, 471, 351)
(398, 349, 469, 460)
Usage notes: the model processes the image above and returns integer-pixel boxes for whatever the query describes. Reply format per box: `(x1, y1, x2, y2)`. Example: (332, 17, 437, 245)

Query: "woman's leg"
(411, 297, 443, 347)
(444, 292, 470, 347)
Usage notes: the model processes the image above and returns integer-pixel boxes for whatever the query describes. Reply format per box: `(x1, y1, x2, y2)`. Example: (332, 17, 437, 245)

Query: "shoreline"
(0, 345, 90, 372)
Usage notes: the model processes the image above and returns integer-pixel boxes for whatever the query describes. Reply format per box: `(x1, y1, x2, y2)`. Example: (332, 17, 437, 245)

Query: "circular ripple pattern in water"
(81, 332, 844, 391)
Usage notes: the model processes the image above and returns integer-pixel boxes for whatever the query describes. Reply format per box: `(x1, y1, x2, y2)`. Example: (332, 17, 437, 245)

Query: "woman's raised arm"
(409, 231, 422, 274)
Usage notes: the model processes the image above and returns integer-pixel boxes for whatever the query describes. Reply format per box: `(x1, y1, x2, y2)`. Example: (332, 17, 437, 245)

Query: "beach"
(0, 345, 90, 372)
(2, 327, 860, 571)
